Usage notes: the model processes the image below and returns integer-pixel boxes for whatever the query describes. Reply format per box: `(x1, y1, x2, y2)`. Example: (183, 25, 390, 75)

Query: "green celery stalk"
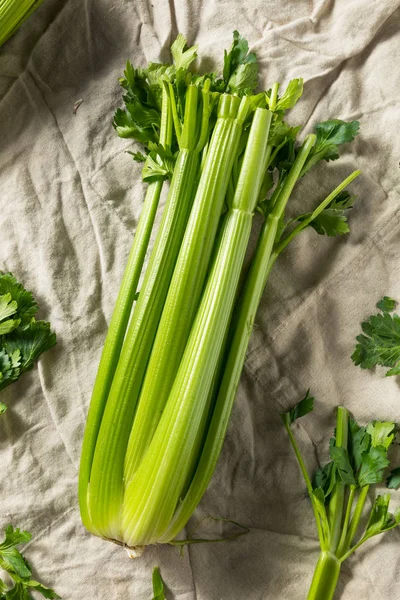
(307, 407, 349, 600)
(85, 86, 204, 540)
(121, 107, 272, 548)
(0, 0, 45, 46)
(124, 94, 252, 482)
(307, 552, 341, 600)
(78, 86, 172, 532)
(158, 135, 316, 540)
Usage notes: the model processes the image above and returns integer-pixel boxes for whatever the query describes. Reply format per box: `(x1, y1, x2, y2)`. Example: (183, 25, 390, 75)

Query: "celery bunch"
(79, 32, 360, 555)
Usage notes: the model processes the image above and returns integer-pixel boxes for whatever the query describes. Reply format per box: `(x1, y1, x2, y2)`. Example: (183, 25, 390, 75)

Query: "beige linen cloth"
(1, 1, 400, 598)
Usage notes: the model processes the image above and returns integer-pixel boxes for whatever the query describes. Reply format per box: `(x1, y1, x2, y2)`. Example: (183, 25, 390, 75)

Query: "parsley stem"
(329, 407, 349, 553)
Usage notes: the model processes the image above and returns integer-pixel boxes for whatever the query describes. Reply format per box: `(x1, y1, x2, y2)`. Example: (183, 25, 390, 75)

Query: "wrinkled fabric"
(1, 1, 400, 598)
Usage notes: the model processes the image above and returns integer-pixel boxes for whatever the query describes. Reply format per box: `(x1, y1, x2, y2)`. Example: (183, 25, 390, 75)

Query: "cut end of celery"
(125, 545, 145, 558)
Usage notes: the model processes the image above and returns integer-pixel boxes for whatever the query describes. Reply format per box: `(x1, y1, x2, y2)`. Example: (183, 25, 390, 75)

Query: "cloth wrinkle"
(0, 0, 72, 104)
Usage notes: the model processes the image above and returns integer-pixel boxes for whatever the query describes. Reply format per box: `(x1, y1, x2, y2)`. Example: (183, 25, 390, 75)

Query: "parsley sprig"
(0, 272, 56, 412)
(352, 296, 400, 376)
(0, 525, 60, 599)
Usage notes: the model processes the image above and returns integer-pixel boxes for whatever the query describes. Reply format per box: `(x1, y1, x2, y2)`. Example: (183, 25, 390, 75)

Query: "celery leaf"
(275, 78, 303, 111)
(330, 446, 356, 485)
(171, 34, 198, 71)
(301, 119, 359, 175)
(377, 296, 397, 312)
(366, 421, 396, 450)
(152, 567, 165, 600)
(358, 446, 390, 487)
(387, 467, 400, 490)
(281, 389, 314, 425)
(223, 31, 258, 95)
(296, 191, 355, 237)
(0, 273, 56, 398)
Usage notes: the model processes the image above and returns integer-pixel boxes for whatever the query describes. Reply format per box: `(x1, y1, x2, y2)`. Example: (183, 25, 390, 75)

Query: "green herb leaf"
(171, 34, 198, 71)
(301, 119, 359, 176)
(296, 191, 355, 237)
(0, 294, 19, 335)
(363, 495, 400, 538)
(314, 461, 337, 498)
(223, 31, 258, 95)
(152, 567, 165, 600)
(0, 526, 32, 579)
(275, 79, 303, 112)
(377, 296, 397, 312)
(352, 309, 400, 375)
(3, 321, 56, 373)
(387, 467, 400, 490)
(330, 446, 356, 485)
(0, 526, 60, 599)
(282, 389, 314, 425)
(25, 580, 61, 599)
(0, 273, 38, 329)
(0, 274, 56, 396)
(358, 445, 390, 487)
(348, 419, 370, 473)
(366, 421, 396, 450)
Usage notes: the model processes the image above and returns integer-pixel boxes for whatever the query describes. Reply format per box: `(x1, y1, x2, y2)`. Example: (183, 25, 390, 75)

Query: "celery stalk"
(307, 552, 341, 600)
(121, 108, 272, 548)
(124, 95, 252, 482)
(78, 88, 172, 532)
(158, 136, 316, 540)
(85, 89, 204, 539)
(0, 0, 45, 46)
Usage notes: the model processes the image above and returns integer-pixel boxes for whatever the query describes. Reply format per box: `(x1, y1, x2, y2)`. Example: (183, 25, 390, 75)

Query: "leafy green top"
(0, 525, 60, 599)
(0, 272, 56, 411)
(282, 395, 400, 562)
(352, 297, 400, 376)
(113, 30, 265, 177)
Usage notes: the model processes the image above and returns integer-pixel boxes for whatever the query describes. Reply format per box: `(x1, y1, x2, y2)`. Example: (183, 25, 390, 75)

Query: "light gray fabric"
(1, 1, 400, 598)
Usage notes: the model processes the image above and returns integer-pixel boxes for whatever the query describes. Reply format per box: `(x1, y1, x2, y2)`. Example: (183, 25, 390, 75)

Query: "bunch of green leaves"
(114, 31, 265, 159)
(352, 296, 400, 376)
(256, 78, 360, 238)
(0, 525, 60, 599)
(282, 395, 400, 564)
(0, 272, 56, 412)
(317, 418, 395, 492)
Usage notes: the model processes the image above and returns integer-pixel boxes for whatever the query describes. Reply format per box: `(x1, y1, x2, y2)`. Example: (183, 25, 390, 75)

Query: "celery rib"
(124, 98, 246, 483)
(87, 150, 199, 539)
(78, 178, 163, 531)
(79, 88, 172, 532)
(121, 108, 272, 547)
